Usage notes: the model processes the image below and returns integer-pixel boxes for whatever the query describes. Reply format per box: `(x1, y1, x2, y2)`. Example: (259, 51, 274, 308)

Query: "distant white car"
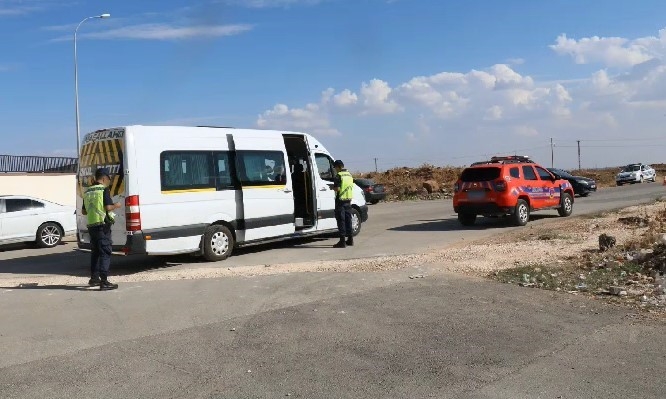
(0, 195, 76, 248)
(616, 163, 657, 186)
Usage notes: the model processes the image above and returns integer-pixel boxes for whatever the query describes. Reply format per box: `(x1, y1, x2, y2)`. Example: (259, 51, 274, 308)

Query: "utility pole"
(577, 140, 581, 170)
(550, 138, 554, 168)
(374, 158, 378, 173)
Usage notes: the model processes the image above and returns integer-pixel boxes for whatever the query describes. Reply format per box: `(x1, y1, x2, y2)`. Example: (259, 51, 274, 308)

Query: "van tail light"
(493, 179, 507, 192)
(125, 195, 142, 232)
(454, 182, 460, 193)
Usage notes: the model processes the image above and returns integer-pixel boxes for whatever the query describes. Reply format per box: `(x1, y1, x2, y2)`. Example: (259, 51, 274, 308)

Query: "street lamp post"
(74, 13, 110, 158)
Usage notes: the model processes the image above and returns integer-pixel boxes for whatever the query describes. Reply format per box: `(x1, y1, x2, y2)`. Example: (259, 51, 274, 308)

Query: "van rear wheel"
(203, 225, 234, 262)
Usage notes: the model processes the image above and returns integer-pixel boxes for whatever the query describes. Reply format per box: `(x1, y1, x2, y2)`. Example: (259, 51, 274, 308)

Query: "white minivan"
(75, 126, 369, 261)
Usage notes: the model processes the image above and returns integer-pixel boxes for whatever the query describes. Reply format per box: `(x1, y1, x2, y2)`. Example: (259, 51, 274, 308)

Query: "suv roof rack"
(471, 155, 534, 166)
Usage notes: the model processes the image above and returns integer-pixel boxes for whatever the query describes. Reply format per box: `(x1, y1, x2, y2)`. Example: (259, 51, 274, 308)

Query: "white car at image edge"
(0, 195, 76, 248)
(616, 163, 657, 186)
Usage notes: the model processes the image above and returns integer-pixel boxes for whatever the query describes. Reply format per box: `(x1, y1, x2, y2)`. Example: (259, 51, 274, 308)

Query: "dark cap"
(333, 160, 345, 168)
(95, 167, 111, 180)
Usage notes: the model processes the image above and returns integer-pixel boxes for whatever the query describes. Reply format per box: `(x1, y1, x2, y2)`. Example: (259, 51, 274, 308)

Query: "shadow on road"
(0, 283, 96, 291)
(390, 214, 559, 232)
(0, 236, 338, 282)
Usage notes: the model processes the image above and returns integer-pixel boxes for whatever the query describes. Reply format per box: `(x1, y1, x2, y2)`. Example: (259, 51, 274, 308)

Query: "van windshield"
(460, 167, 501, 182)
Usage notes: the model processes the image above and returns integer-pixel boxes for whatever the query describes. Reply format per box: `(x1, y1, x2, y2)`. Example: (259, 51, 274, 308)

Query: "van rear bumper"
(76, 231, 147, 255)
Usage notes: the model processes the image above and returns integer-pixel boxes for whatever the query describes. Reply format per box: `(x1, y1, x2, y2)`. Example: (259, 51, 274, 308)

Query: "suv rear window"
(460, 167, 501, 182)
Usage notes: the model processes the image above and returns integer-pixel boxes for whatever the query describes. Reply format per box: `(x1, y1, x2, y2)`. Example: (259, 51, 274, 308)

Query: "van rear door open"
(231, 132, 295, 242)
(76, 128, 126, 247)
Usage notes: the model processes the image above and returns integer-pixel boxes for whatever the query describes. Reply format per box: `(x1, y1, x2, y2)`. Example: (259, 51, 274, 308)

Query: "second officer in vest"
(332, 160, 354, 248)
(82, 167, 121, 290)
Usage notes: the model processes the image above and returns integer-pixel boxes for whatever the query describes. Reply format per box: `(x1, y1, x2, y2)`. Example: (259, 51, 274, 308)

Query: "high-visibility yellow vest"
(83, 184, 107, 227)
(337, 170, 353, 201)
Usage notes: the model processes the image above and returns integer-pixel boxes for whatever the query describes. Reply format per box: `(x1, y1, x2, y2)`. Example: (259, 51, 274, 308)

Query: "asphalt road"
(1, 182, 664, 281)
(0, 182, 665, 398)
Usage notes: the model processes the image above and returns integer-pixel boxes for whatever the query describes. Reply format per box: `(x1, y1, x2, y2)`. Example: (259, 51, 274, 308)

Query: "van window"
(161, 152, 215, 191)
(315, 153, 335, 181)
(460, 167, 500, 182)
(214, 152, 238, 190)
(522, 166, 538, 181)
(237, 151, 286, 186)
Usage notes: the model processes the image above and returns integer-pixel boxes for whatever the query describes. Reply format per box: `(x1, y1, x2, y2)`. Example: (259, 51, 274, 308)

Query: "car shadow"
(0, 241, 70, 253)
(389, 214, 560, 232)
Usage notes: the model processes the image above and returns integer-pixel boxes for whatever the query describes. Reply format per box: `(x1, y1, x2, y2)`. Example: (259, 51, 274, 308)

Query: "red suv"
(453, 156, 575, 226)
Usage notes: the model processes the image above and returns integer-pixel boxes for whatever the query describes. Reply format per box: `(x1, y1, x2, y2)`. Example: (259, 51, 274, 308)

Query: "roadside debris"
(599, 234, 617, 251)
(493, 202, 666, 314)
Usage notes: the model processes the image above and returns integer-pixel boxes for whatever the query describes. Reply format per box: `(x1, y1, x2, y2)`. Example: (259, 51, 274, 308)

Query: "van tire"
(203, 225, 234, 262)
(351, 208, 362, 237)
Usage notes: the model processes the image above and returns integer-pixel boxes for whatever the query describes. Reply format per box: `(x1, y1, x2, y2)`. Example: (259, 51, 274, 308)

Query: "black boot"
(333, 237, 346, 248)
(100, 279, 118, 291)
(346, 236, 354, 246)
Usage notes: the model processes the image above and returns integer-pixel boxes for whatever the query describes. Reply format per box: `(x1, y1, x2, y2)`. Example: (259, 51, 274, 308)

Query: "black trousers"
(335, 200, 353, 238)
(89, 225, 112, 280)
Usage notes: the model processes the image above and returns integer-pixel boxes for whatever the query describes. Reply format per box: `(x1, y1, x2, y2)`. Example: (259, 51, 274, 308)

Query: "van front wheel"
(351, 208, 362, 237)
(203, 225, 234, 262)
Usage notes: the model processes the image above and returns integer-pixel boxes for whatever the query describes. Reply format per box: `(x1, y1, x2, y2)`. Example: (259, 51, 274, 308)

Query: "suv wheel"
(558, 193, 573, 217)
(458, 213, 477, 226)
(513, 200, 530, 226)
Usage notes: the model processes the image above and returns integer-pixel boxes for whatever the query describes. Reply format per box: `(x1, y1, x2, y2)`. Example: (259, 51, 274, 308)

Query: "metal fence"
(0, 155, 78, 173)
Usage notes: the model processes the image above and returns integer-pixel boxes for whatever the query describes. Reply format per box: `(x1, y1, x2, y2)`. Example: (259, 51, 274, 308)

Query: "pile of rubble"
(589, 233, 666, 309)
(359, 164, 459, 201)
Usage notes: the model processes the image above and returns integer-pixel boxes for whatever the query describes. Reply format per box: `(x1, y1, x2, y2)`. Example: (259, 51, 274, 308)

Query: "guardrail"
(0, 155, 78, 173)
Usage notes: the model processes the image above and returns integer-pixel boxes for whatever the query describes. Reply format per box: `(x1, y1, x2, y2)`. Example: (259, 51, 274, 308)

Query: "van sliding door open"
(231, 132, 295, 242)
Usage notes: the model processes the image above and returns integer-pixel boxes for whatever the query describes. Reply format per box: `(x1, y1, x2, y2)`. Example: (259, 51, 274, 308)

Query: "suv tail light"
(125, 195, 142, 232)
(493, 179, 507, 192)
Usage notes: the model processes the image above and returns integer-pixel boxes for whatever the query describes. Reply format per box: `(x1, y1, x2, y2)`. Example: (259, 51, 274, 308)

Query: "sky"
(1, 0, 666, 171)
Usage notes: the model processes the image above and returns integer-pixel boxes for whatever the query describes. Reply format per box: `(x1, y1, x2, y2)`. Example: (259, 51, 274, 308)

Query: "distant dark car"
(354, 179, 386, 204)
(547, 168, 597, 197)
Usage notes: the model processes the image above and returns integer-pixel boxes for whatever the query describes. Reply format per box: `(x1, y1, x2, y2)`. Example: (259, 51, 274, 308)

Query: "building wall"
(0, 174, 77, 206)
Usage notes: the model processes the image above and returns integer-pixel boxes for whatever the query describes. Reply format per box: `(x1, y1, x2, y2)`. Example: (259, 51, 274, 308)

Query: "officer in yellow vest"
(333, 160, 354, 248)
(81, 168, 121, 290)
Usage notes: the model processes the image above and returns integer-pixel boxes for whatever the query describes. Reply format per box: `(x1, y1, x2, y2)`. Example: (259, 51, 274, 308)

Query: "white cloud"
(360, 79, 402, 114)
(550, 30, 666, 68)
(0, 0, 67, 17)
(258, 27, 666, 168)
(257, 103, 340, 136)
(52, 23, 253, 41)
(219, 0, 326, 8)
